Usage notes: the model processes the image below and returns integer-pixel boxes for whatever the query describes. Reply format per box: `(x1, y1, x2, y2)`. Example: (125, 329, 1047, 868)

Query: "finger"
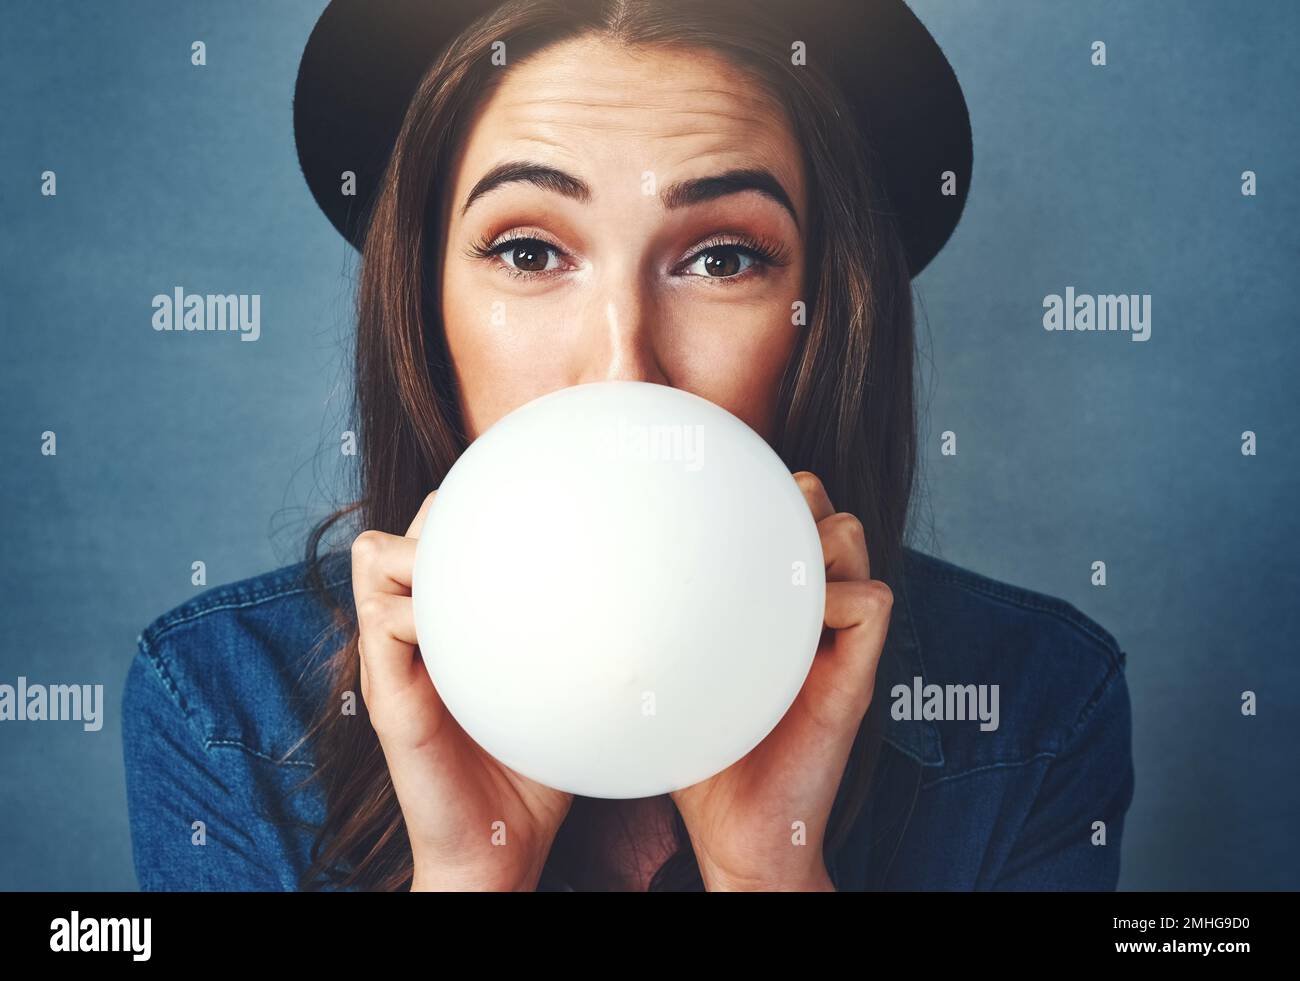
(793, 471, 835, 523)
(405, 489, 439, 539)
(804, 579, 894, 725)
(818, 511, 871, 582)
(355, 590, 425, 696)
(825, 578, 893, 632)
(352, 528, 419, 593)
(350, 530, 423, 699)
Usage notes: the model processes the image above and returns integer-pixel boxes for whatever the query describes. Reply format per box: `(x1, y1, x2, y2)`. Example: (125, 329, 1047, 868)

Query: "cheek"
(439, 264, 578, 432)
(658, 296, 801, 438)
(445, 307, 577, 392)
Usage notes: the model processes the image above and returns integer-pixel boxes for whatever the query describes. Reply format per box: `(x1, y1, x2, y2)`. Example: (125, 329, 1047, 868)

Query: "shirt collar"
(865, 548, 944, 766)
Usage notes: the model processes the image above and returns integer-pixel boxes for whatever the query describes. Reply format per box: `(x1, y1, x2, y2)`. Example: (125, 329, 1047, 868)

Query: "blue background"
(1, 0, 1296, 889)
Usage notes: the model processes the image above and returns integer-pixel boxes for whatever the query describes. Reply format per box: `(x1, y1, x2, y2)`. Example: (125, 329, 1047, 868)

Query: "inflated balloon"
(411, 380, 826, 799)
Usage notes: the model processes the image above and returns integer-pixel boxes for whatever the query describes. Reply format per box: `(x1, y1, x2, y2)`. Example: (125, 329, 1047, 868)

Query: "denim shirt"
(121, 546, 1135, 891)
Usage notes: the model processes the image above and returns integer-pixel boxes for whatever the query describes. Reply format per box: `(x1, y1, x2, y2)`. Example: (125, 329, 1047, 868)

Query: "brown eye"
(466, 231, 571, 280)
(475, 235, 566, 277)
(508, 240, 551, 273)
(681, 244, 761, 280)
(700, 247, 743, 277)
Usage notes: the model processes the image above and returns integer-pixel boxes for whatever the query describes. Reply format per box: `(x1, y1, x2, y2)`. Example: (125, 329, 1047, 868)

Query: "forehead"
(452, 34, 805, 205)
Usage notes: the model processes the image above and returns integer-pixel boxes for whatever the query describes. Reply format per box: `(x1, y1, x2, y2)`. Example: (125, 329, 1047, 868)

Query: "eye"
(681, 245, 757, 279)
(466, 233, 569, 280)
(676, 233, 791, 283)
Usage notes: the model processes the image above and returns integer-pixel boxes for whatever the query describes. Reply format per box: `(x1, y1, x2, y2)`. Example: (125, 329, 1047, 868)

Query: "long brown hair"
(288, 0, 916, 891)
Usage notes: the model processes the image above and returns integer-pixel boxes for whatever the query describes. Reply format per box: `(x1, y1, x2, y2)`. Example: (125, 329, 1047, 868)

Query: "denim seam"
(878, 728, 944, 767)
(144, 573, 351, 644)
(885, 559, 945, 766)
(919, 751, 1059, 789)
(205, 739, 316, 769)
(909, 561, 1123, 665)
(136, 573, 349, 757)
(912, 663, 1126, 783)
(1062, 657, 1126, 746)
(135, 632, 193, 721)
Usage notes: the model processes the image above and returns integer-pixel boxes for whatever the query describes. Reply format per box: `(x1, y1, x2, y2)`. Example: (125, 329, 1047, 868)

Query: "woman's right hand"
(351, 490, 574, 891)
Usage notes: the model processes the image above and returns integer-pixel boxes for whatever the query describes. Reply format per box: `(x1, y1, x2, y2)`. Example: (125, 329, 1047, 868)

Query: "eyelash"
(464, 229, 792, 284)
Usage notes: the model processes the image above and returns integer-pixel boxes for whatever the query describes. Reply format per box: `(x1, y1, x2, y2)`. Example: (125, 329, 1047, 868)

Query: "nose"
(571, 270, 669, 386)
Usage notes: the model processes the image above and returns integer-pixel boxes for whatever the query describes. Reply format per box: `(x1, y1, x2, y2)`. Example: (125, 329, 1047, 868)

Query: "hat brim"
(293, 0, 972, 278)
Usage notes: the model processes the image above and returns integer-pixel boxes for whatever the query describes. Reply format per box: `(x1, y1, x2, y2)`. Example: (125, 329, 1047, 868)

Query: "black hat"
(294, 0, 972, 278)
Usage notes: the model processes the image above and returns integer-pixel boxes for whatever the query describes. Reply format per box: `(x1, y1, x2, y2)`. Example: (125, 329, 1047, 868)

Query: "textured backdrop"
(1, 0, 1296, 889)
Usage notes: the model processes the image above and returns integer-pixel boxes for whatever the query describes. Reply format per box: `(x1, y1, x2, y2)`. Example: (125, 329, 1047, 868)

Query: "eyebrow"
(459, 160, 801, 231)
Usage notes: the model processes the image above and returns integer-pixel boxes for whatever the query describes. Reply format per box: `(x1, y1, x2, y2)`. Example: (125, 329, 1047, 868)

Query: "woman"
(122, 0, 1135, 891)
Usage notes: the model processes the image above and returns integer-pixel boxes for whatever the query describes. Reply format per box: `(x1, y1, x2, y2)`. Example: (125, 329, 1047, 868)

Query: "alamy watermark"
(891, 675, 1000, 732)
(0, 677, 103, 731)
(50, 911, 150, 960)
(1043, 287, 1151, 342)
(592, 415, 706, 471)
(151, 286, 261, 341)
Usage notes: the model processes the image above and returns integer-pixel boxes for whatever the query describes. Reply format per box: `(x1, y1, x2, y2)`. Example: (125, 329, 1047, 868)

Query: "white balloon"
(411, 380, 826, 799)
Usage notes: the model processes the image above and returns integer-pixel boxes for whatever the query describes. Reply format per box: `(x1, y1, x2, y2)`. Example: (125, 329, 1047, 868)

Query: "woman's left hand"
(670, 470, 894, 891)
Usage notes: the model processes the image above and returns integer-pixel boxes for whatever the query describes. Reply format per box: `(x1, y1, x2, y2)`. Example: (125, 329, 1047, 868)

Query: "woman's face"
(439, 35, 807, 443)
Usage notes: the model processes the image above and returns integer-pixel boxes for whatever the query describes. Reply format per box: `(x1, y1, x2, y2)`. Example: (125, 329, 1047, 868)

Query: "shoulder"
(892, 547, 1129, 774)
(124, 552, 354, 767)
